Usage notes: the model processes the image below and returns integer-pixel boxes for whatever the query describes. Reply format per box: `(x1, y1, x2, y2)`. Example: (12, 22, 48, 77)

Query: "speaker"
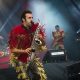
(67, 61, 80, 80)
(43, 49, 67, 63)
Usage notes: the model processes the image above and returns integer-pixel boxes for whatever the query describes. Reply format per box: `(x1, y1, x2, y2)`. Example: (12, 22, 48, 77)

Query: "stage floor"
(0, 55, 80, 80)
(0, 61, 80, 80)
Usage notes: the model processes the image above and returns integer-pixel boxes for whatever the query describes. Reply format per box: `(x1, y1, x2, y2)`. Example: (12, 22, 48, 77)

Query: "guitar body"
(52, 30, 64, 49)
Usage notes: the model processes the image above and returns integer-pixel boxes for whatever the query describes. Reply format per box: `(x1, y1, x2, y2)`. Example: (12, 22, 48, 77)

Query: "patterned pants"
(13, 58, 47, 80)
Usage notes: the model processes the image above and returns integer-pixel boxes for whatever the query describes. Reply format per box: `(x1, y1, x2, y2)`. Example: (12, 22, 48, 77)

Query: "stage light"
(51, 51, 64, 56)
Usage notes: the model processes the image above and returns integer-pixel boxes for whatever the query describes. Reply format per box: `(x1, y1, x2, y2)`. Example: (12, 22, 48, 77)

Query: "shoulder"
(60, 29, 64, 32)
(10, 24, 23, 35)
(12, 24, 22, 29)
(60, 28, 64, 31)
(11, 24, 22, 31)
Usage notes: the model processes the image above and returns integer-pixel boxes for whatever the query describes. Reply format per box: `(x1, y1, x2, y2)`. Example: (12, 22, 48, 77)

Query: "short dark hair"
(55, 25, 59, 28)
(21, 10, 32, 21)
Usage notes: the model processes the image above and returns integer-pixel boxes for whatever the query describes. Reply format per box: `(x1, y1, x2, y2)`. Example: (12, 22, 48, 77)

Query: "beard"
(27, 20, 34, 27)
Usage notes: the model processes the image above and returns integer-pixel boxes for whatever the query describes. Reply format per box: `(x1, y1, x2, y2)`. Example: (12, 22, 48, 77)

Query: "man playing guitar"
(52, 25, 64, 50)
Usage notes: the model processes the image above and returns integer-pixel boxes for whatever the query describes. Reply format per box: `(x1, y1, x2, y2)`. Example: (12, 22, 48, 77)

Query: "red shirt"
(9, 23, 44, 63)
(52, 30, 64, 44)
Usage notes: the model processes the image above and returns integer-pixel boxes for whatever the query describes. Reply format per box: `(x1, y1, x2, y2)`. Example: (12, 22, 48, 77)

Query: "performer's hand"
(25, 48, 32, 54)
(41, 45, 47, 51)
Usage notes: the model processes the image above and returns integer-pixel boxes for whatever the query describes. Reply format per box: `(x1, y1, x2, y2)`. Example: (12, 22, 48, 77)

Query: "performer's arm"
(9, 30, 32, 54)
(10, 48, 32, 54)
(38, 30, 47, 51)
(62, 31, 65, 38)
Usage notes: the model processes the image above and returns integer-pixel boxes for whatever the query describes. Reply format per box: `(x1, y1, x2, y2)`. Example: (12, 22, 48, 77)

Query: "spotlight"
(51, 51, 64, 56)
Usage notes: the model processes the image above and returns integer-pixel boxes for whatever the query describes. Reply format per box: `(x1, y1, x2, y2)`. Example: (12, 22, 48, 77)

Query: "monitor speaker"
(67, 61, 80, 80)
(43, 49, 67, 63)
